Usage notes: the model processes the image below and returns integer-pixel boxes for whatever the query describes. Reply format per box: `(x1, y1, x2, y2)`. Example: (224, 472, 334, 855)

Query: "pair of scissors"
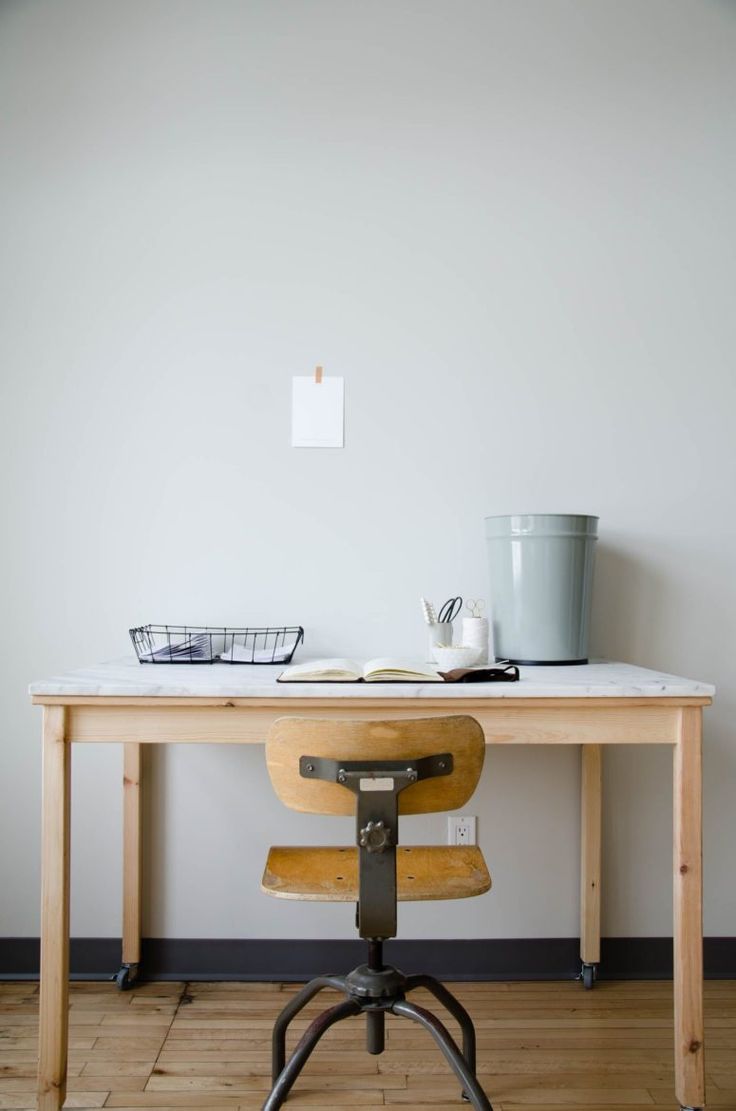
(465, 599, 485, 619)
(437, 596, 462, 624)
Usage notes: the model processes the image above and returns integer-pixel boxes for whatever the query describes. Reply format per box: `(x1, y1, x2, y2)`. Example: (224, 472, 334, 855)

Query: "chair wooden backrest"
(266, 715, 485, 816)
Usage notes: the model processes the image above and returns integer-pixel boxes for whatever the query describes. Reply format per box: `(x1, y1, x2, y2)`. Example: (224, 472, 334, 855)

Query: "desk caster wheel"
(113, 963, 139, 991)
(580, 962, 597, 990)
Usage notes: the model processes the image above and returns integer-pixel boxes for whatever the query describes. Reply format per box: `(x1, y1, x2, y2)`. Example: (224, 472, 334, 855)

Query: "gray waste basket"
(485, 514, 598, 665)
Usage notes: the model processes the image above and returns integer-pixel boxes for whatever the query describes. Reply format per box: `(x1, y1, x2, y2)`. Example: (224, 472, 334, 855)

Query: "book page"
(280, 657, 361, 681)
(363, 658, 443, 682)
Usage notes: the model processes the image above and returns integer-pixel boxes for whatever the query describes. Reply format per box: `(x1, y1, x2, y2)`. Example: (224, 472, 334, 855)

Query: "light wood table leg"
(117, 742, 143, 989)
(580, 743, 602, 988)
(38, 706, 70, 1111)
(673, 707, 705, 1111)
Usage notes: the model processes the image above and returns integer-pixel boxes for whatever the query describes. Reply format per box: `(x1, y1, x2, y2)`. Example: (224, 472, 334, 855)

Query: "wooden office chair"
(260, 715, 494, 1111)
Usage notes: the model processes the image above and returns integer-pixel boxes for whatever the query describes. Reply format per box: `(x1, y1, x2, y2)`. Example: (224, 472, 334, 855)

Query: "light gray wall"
(1, 0, 734, 942)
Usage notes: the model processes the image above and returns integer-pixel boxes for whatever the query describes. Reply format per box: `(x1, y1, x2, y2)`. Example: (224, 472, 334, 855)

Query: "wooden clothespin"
(314, 364, 323, 384)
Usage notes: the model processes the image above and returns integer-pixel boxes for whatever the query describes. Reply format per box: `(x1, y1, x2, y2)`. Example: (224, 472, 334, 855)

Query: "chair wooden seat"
(262, 844, 491, 902)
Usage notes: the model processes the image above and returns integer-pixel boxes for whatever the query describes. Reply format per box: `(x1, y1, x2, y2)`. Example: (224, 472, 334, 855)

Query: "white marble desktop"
(29, 657, 715, 699)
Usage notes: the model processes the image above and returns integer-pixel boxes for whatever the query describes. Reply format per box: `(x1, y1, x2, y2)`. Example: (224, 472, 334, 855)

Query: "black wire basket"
(130, 624, 304, 665)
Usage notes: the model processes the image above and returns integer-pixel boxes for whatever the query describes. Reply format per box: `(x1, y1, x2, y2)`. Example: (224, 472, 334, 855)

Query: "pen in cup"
(420, 597, 437, 626)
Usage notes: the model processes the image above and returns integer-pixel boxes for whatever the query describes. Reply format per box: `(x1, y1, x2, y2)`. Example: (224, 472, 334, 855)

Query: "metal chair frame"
(262, 745, 494, 1110)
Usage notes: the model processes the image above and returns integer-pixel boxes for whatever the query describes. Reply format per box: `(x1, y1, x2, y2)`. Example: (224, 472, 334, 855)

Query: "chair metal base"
(263, 959, 494, 1111)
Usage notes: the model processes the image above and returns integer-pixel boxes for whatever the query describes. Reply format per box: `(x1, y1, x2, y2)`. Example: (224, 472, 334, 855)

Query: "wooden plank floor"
(1, 980, 735, 1110)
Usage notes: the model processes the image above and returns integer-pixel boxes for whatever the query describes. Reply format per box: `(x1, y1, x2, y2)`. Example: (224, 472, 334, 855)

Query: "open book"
(278, 657, 443, 683)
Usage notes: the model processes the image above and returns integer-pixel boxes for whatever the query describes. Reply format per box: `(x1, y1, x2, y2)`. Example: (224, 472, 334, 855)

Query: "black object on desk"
(438, 663, 520, 683)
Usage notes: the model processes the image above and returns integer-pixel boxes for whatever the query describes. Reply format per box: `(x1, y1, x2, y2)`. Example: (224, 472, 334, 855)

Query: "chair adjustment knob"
(359, 820, 392, 853)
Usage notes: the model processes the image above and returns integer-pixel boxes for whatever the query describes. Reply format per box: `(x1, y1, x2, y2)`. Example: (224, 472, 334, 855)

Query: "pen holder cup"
(429, 622, 453, 661)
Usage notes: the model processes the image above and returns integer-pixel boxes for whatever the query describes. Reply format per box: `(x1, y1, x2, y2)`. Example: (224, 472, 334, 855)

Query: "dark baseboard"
(1, 936, 735, 981)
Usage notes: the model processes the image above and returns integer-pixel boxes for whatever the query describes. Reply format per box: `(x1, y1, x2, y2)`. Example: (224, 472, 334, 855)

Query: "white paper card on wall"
(291, 376, 344, 448)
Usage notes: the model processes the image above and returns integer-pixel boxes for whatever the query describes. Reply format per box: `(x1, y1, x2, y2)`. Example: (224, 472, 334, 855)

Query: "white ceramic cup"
(428, 622, 453, 661)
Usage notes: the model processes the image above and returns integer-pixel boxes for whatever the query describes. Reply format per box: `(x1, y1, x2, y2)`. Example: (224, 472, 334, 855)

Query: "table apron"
(64, 702, 683, 745)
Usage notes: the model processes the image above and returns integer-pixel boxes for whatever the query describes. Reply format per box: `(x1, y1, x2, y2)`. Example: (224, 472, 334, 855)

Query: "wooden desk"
(30, 658, 714, 1111)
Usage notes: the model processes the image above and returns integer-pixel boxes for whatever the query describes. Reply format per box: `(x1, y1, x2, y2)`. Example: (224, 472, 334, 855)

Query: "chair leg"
(405, 974, 477, 1075)
(366, 1009, 385, 1054)
(271, 975, 347, 1083)
(263, 998, 361, 1111)
(391, 999, 494, 1111)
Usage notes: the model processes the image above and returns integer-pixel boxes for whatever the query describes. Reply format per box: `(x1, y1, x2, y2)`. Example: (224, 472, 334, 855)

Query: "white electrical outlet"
(448, 815, 477, 845)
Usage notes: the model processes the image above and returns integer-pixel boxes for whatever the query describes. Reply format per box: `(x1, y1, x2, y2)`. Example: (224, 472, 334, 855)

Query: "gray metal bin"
(485, 514, 598, 665)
